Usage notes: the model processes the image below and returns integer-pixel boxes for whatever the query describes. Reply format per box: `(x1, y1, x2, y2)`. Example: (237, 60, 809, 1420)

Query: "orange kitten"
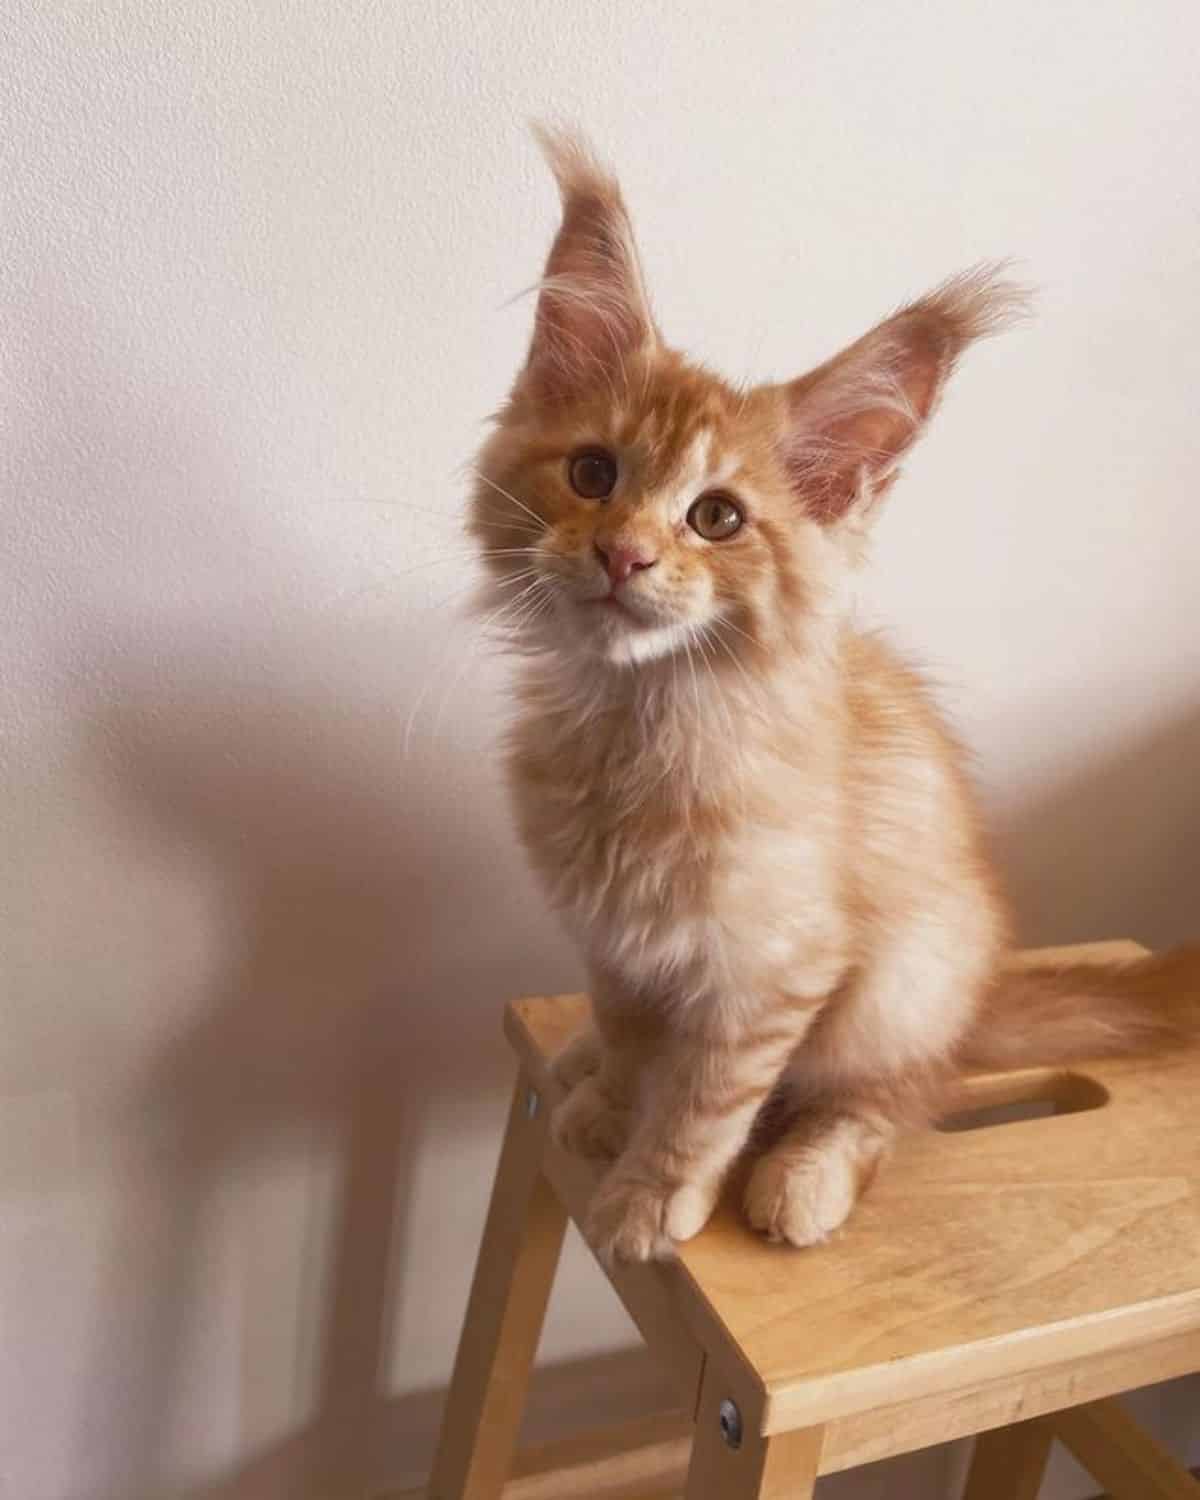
(469, 130, 1199, 1265)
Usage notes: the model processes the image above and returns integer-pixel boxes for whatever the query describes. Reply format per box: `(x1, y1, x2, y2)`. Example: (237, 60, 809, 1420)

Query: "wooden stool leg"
(961, 1417, 1054, 1500)
(428, 1073, 568, 1500)
(1054, 1398, 1200, 1500)
(684, 1362, 822, 1500)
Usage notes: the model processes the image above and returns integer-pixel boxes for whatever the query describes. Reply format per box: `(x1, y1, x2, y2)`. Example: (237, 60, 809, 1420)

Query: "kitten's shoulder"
(843, 629, 965, 762)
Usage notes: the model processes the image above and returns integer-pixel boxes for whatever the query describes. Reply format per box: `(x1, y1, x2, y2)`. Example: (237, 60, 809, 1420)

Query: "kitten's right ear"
(518, 127, 658, 403)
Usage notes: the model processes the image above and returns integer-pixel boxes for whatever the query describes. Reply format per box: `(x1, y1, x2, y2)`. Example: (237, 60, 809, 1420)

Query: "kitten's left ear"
(518, 127, 658, 403)
(779, 267, 1028, 527)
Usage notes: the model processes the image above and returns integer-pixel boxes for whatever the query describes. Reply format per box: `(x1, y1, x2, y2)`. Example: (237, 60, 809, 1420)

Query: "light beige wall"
(3, 3, 1198, 1497)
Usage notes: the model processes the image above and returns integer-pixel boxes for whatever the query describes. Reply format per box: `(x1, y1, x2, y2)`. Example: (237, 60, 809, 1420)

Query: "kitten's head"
(471, 130, 1023, 672)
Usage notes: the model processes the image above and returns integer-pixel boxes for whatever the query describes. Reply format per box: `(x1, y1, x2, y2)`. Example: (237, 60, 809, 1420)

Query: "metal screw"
(525, 1087, 541, 1119)
(718, 1397, 743, 1450)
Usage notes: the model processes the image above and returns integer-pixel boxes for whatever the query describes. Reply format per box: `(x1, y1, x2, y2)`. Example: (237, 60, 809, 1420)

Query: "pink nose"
(595, 541, 657, 586)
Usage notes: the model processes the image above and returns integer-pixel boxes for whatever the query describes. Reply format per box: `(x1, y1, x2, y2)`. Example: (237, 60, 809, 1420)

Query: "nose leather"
(594, 541, 657, 585)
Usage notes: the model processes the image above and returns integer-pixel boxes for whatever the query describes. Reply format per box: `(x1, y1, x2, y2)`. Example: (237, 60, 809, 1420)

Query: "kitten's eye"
(568, 449, 618, 500)
(687, 493, 743, 541)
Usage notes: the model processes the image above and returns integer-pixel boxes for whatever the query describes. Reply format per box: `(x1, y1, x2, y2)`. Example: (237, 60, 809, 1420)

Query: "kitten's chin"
(581, 613, 698, 668)
(531, 593, 694, 668)
(599, 619, 693, 667)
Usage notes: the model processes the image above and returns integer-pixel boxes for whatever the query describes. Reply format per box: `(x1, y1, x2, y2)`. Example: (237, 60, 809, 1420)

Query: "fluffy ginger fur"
(468, 130, 1200, 1265)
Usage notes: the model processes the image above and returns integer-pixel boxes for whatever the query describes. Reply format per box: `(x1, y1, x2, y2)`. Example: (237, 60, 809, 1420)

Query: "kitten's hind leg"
(744, 1110, 894, 1248)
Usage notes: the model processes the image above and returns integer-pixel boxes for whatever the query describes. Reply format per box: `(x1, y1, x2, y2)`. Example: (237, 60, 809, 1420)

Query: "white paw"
(664, 1180, 719, 1242)
(744, 1143, 859, 1248)
(585, 1172, 719, 1265)
(586, 1172, 675, 1265)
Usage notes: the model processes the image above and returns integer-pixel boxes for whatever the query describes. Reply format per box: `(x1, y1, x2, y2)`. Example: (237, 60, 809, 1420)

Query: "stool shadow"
(79, 649, 572, 1500)
(12, 307, 577, 1500)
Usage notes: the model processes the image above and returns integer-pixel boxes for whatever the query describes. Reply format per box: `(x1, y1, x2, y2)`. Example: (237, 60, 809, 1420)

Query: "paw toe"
(586, 1177, 675, 1266)
(664, 1181, 718, 1242)
(745, 1150, 856, 1249)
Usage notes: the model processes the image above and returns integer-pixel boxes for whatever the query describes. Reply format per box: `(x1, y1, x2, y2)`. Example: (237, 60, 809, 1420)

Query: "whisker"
(321, 544, 543, 615)
(709, 606, 758, 647)
(707, 622, 761, 697)
(490, 589, 556, 644)
(504, 589, 556, 639)
(429, 594, 545, 742)
(428, 558, 551, 613)
(695, 629, 748, 822)
(474, 504, 544, 537)
(470, 470, 547, 531)
(682, 631, 703, 726)
(319, 554, 487, 614)
(312, 497, 461, 522)
(481, 577, 552, 637)
(662, 644, 695, 831)
(402, 585, 542, 758)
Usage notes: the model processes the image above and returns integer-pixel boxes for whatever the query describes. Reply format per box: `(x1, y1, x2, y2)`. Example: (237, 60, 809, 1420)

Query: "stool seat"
(432, 941, 1200, 1499)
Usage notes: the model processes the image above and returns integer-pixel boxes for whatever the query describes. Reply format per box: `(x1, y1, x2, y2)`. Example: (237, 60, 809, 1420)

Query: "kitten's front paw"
(743, 1146, 857, 1248)
(586, 1173, 673, 1265)
(549, 1028, 603, 1092)
(551, 1077, 629, 1161)
(585, 1173, 719, 1265)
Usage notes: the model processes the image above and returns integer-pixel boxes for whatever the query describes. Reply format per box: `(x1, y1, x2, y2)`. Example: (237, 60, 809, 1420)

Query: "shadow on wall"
(18, 340, 576, 1498)
(999, 703, 1200, 949)
(80, 667, 519, 1500)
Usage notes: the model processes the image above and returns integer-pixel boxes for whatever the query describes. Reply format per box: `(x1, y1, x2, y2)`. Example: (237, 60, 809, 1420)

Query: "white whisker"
(431, 587, 552, 742)
(402, 580, 551, 759)
(710, 607, 758, 647)
(708, 621, 761, 698)
(695, 628, 748, 822)
(471, 470, 547, 532)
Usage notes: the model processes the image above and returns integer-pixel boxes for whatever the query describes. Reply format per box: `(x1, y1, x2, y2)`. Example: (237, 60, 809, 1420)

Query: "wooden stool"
(429, 942, 1200, 1499)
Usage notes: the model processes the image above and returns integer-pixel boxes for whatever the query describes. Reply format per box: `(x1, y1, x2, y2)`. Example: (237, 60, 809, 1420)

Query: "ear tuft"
(530, 123, 618, 207)
(519, 125, 657, 404)
(908, 262, 1033, 348)
(781, 263, 1031, 525)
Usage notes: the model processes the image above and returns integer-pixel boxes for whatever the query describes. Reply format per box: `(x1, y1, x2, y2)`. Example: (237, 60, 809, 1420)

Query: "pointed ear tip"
(529, 120, 618, 203)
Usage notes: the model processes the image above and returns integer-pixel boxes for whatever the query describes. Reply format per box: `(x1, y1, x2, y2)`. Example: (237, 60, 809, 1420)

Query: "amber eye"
(568, 449, 618, 500)
(687, 492, 743, 541)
